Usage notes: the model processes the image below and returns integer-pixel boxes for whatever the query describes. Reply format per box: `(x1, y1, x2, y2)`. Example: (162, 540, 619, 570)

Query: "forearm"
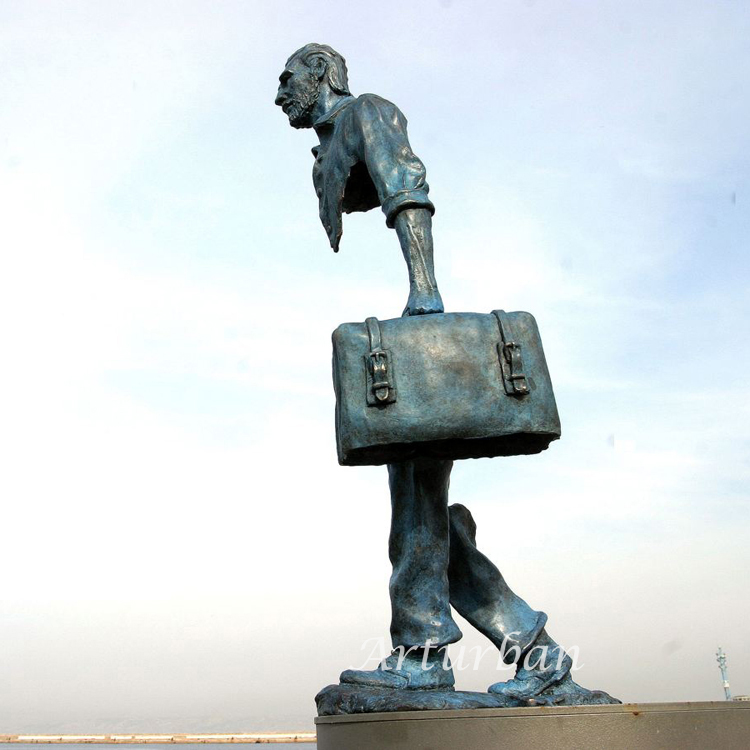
(394, 208, 438, 291)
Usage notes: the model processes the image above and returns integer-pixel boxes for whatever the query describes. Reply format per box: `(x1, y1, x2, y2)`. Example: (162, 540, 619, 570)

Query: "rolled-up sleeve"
(355, 96, 435, 227)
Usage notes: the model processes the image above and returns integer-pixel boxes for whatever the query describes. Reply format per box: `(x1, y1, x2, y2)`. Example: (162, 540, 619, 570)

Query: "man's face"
(275, 57, 320, 129)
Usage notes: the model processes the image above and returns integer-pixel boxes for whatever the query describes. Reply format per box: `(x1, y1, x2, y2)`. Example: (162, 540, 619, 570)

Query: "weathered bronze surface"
(333, 310, 560, 465)
(316, 681, 618, 716)
(275, 43, 442, 317)
(275, 43, 617, 714)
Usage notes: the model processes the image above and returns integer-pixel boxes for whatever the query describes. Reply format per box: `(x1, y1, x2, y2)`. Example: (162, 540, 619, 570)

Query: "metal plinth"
(315, 701, 750, 750)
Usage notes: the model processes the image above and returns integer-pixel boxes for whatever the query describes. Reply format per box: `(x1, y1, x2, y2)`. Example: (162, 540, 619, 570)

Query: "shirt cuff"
(383, 190, 435, 228)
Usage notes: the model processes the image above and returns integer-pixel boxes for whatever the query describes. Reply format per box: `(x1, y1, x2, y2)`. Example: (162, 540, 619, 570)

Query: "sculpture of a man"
(276, 43, 614, 706)
(275, 43, 442, 317)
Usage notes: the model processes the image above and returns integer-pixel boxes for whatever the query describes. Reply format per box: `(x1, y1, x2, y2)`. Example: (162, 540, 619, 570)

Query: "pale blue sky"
(1, 0, 749, 732)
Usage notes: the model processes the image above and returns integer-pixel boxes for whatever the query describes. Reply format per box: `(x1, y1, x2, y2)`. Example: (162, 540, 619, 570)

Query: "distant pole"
(716, 647, 732, 701)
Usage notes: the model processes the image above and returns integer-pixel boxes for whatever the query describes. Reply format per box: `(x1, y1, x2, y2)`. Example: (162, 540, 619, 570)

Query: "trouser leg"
(388, 458, 463, 650)
(447, 503, 547, 661)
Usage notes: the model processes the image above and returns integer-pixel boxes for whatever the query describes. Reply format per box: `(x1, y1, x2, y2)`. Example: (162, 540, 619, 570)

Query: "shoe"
(488, 653, 573, 701)
(340, 647, 455, 691)
(528, 674, 621, 706)
(488, 635, 621, 706)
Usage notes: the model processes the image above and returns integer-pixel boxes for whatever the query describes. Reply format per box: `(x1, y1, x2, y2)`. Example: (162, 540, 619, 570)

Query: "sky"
(1, 0, 749, 733)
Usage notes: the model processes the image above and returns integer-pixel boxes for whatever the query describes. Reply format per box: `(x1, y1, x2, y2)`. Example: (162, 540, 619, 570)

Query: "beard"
(285, 75, 320, 129)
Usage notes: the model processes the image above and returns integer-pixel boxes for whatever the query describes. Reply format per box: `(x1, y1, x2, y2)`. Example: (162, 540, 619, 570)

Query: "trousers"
(388, 457, 547, 656)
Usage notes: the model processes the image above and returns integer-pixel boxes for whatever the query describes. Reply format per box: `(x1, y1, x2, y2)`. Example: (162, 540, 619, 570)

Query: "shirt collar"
(313, 95, 355, 129)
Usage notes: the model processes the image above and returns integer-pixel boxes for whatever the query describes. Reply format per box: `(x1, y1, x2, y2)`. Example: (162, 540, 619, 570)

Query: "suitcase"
(331, 310, 561, 466)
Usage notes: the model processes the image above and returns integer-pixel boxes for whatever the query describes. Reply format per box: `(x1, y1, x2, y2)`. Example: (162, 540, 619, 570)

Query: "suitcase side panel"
(332, 322, 370, 465)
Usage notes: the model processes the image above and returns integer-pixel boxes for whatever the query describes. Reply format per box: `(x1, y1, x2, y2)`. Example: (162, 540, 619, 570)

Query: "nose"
(275, 88, 286, 107)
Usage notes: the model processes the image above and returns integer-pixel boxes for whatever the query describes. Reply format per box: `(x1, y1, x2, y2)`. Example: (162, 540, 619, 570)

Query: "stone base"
(315, 701, 750, 750)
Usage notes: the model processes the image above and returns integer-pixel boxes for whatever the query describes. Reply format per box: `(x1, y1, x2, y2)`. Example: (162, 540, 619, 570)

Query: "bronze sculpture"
(276, 43, 441, 317)
(276, 43, 617, 714)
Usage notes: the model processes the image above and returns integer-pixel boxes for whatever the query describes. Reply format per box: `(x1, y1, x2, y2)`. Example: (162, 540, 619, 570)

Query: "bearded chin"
(288, 77, 320, 129)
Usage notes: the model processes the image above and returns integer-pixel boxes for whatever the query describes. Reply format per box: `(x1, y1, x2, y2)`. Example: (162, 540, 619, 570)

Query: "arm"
(355, 96, 443, 315)
(394, 208, 443, 316)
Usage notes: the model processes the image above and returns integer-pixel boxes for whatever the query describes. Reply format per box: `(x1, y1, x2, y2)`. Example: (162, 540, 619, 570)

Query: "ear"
(309, 54, 327, 81)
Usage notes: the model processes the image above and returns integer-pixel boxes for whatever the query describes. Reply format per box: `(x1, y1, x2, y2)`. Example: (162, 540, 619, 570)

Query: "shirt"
(312, 93, 435, 251)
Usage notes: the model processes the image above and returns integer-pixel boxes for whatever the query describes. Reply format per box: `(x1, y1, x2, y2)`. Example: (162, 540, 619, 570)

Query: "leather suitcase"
(331, 310, 561, 466)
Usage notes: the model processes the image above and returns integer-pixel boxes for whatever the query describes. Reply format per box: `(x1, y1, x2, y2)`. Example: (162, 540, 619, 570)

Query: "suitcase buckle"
(364, 317, 397, 406)
(501, 341, 529, 395)
(369, 350, 393, 402)
(493, 310, 530, 396)
(366, 348, 397, 405)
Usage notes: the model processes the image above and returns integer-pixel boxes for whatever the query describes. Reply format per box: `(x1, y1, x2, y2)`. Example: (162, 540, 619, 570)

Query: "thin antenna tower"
(716, 647, 732, 700)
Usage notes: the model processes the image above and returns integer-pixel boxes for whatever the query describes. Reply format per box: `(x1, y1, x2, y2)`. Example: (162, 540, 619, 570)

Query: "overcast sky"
(1, 0, 749, 733)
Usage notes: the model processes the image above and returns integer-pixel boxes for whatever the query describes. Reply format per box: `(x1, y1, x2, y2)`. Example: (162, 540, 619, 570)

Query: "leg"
(389, 458, 462, 650)
(447, 503, 549, 663)
(448, 504, 617, 704)
(340, 458, 460, 690)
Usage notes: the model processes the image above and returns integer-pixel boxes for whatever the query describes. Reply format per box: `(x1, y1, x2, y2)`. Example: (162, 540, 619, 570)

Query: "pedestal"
(315, 701, 750, 749)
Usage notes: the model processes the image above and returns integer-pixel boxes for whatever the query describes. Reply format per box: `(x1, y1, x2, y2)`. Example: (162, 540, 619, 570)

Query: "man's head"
(275, 43, 350, 129)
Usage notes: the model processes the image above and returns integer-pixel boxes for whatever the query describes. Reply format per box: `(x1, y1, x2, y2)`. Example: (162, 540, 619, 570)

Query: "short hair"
(287, 43, 351, 96)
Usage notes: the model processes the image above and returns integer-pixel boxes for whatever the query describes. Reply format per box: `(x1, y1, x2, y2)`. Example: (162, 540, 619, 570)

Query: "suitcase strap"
(492, 310, 530, 396)
(365, 317, 397, 405)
